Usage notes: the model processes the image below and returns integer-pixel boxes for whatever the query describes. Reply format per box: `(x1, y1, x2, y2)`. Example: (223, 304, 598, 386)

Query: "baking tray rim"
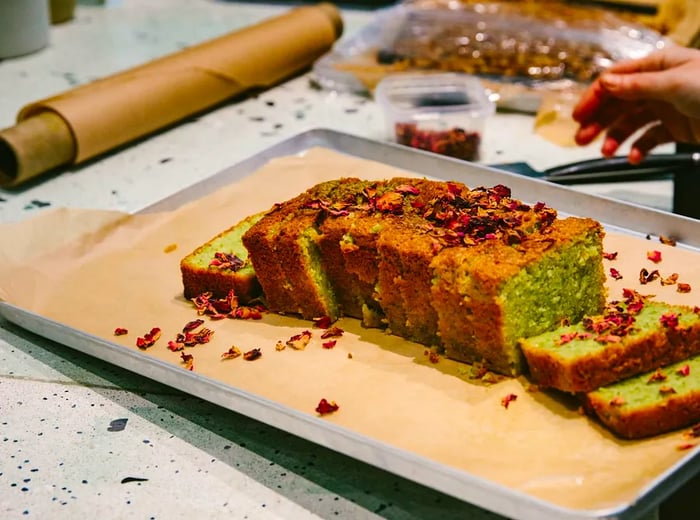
(3, 127, 700, 520)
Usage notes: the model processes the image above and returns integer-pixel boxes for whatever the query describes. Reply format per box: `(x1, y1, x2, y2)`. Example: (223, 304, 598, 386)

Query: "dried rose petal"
(114, 327, 128, 336)
(603, 251, 618, 260)
(677, 365, 691, 377)
(647, 250, 662, 263)
(183, 319, 205, 332)
(609, 396, 625, 406)
(639, 268, 660, 285)
(501, 393, 518, 409)
(243, 348, 262, 361)
(678, 283, 692, 293)
(609, 268, 623, 280)
(209, 252, 245, 271)
(136, 327, 161, 349)
(660, 312, 679, 329)
(312, 316, 332, 329)
(428, 351, 440, 364)
(395, 184, 420, 195)
(647, 370, 667, 383)
(556, 331, 578, 345)
(660, 235, 677, 246)
(320, 326, 344, 339)
(286, 330, 312, 350)
(322, 340, 337, 349)
(375, 192, 404, 213)
(315, 398, 339, 415)
(678, 443, 697, 451)
(167, 341, 184, 352)
(180, 352, 194, 371)
(221, 345, 242, 360)
(659, 385, 677, 395)
(275, 340, 286, 351)
(661, 273, 679, 286)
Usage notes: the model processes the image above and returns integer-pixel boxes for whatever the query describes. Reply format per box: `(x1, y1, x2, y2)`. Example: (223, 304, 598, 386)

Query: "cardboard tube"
(0, 3, 343, 188)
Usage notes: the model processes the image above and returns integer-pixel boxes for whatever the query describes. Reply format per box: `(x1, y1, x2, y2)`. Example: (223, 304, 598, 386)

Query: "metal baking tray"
(2, 128, 700, 520)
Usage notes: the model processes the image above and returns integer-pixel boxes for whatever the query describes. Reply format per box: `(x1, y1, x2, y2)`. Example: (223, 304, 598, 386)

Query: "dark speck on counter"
(107, 418, 128, 432)
(159, 157, 173, 164)
(121, 477, 149, 484)
(23, 200, 51, 210)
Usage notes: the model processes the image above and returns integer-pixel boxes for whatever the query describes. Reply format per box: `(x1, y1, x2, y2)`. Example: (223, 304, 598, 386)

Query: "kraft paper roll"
(0, 3, 343, 187)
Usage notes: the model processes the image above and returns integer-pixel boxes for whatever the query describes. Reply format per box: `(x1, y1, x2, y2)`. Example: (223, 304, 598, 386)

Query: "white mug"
(0, 0, 51, 59)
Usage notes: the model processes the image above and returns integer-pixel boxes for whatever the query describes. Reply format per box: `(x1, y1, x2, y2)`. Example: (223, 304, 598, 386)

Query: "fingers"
(574, 96, 641, 146)
(598, 69, 678, 102)
(571, 79, 607, 124)
(628, 123, 674, 163)
(599, 108, 658, 157)
(606, 46, 696, 75)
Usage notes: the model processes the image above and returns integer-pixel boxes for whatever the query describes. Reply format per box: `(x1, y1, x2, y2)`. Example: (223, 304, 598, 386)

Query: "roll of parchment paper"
(0, 3, 343, 187)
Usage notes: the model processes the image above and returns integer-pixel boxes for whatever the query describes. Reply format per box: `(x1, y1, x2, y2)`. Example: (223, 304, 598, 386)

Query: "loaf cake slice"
(242, 178, 373, 320)
(431, 213, 606, 375)
(180, 212, 264, 302)
(585, 354, 700, 439)
(520, 290, 700, 393)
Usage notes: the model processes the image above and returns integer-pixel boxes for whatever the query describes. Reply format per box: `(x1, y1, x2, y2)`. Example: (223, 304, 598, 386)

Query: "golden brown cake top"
(293, 177, 558, 250)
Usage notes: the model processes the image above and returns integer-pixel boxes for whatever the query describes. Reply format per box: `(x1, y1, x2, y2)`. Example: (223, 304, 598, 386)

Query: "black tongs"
(493, 152, 700, 184)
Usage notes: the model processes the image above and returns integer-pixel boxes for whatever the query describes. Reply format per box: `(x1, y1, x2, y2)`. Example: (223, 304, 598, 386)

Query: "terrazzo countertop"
(0, 1, 684, 519)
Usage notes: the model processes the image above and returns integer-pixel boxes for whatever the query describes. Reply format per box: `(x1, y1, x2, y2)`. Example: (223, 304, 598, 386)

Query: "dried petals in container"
(375, 73, 494, 161)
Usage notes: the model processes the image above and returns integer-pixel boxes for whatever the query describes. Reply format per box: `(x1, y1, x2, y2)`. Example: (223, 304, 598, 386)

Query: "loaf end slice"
(180, 212, 264, 303)
(585, 354, 700, 439)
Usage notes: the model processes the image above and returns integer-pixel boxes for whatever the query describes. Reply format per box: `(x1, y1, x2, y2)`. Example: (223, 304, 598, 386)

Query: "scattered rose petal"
(114, 327, 128, 336)
(677, 365, 690, 377)
(660, 312, 679, 329)
(678, 283, 692, 293)
(639, 268, 660, 285)
(320, 326, 344, 339)
(610, 396, 625, 406)
(315, 398, 339, 415)
(312, 316, 332, 329)
(183, 319, 205, 332)
(647, 250, 662, 263)
(609, 268, 623, 280)
(322, 340, 337, 349)
(647, 370, 667, 383)
(221, 346, 242, 360)
(603, 251, 618, 260)
(180, 352, 194, 371)
(286, 330, 312, 350)
(136, 327, 161, 349)
(661, 273, 679, 286)
(501, 393, 518, 409)
(243, 348, 262, 361)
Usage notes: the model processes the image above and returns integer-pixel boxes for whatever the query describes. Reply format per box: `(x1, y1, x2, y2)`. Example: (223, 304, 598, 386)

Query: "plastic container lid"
(375, 72, 495, 123)
(375, 73, 495, 161)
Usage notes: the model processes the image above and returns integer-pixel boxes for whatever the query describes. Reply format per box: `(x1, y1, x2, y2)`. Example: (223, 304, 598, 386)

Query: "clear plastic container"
(375, 73, 495, 162)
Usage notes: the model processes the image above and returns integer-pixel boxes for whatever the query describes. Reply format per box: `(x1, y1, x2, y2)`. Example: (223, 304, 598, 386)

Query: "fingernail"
(600, 73, 621, 89)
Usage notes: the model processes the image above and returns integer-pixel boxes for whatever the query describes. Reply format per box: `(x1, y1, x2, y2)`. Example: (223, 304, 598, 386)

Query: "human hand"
(572, 45, 700, 163)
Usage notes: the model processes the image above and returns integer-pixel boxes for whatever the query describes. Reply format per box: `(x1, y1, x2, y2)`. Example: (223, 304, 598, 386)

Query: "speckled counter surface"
(0, 1, 678, 519)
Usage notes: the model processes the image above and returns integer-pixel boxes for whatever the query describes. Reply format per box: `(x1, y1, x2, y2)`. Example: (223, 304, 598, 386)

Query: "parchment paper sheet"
(2, 148, 700, 512)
